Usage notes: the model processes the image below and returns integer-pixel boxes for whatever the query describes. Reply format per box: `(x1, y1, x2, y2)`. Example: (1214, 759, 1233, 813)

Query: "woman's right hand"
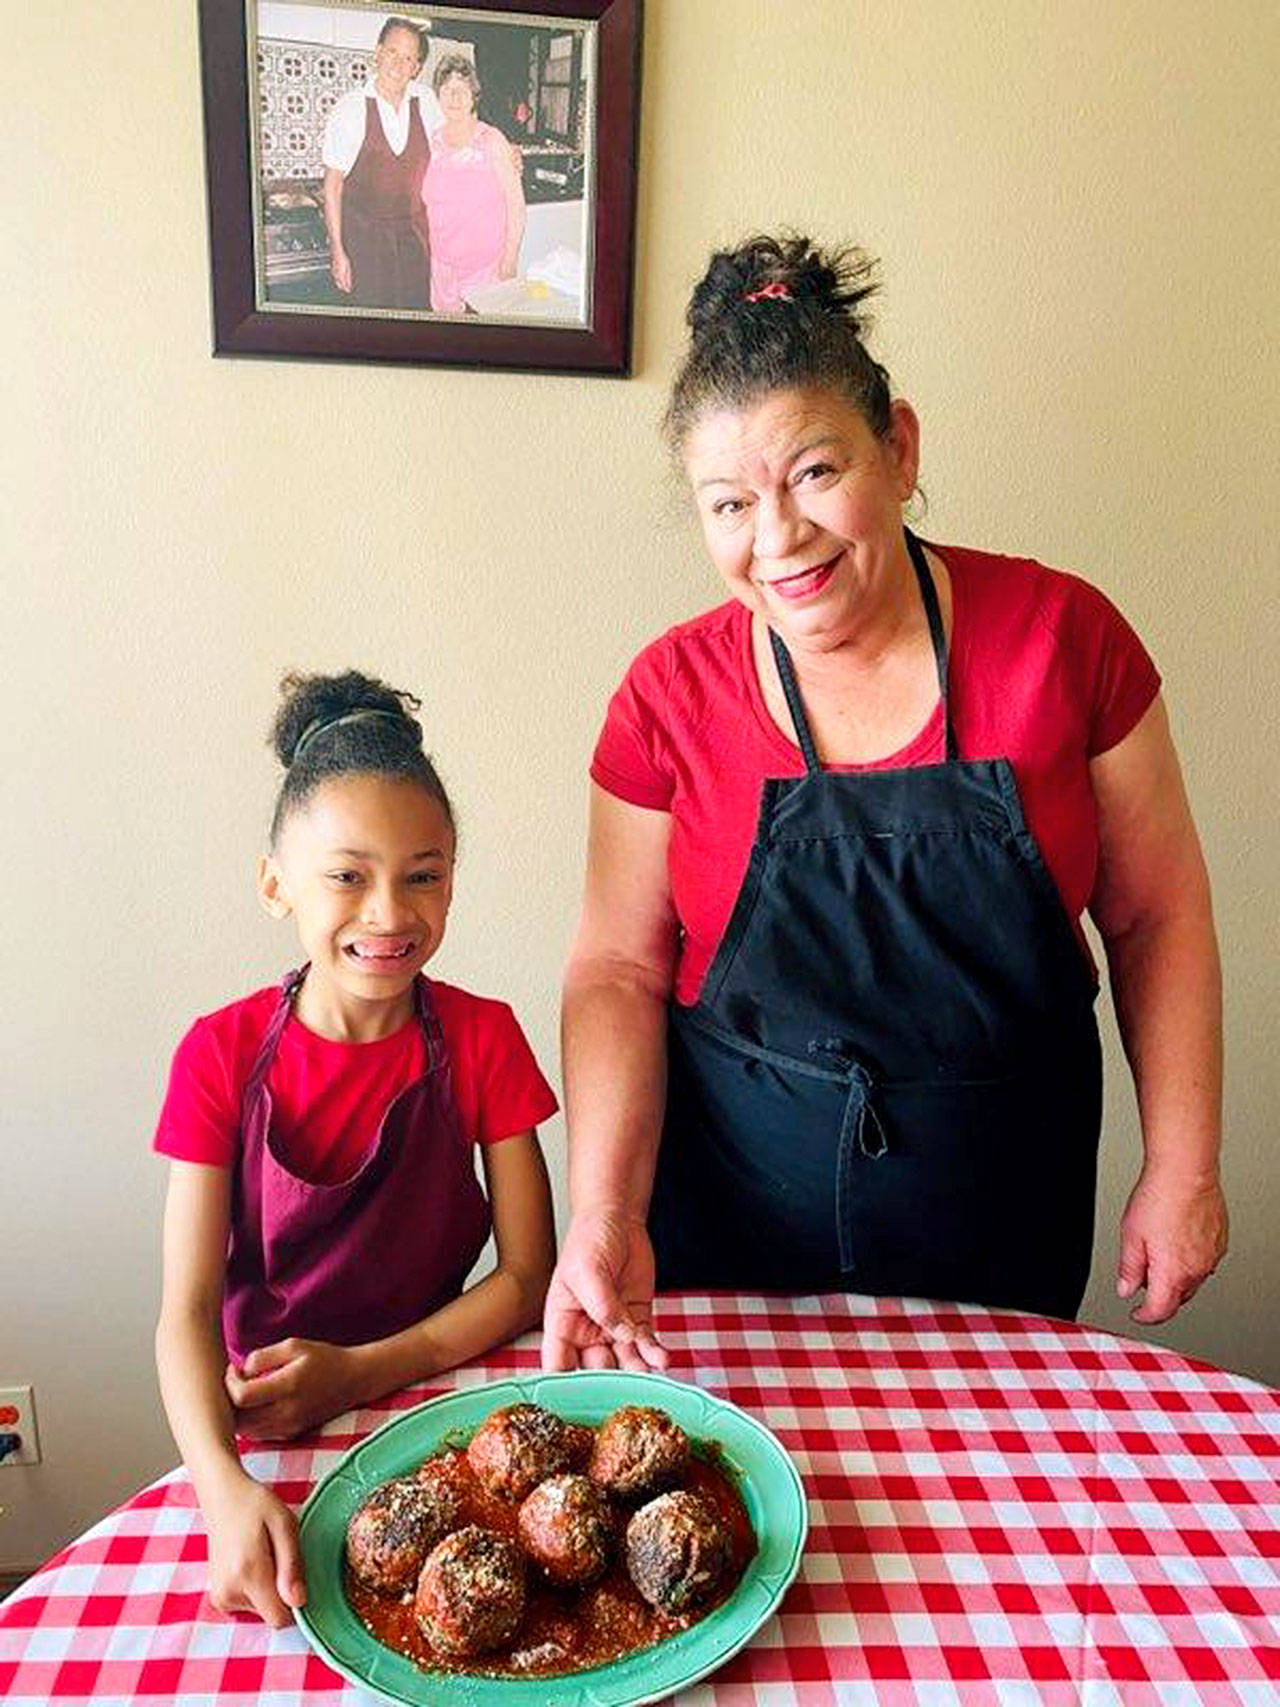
(203, 1468, 306, 1628)
(542, 1207, 668, 1373)
(331, 246, 353, 293)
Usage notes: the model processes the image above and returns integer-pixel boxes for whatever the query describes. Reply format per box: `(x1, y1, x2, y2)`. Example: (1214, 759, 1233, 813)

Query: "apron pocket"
(654, 1025, 850, 1292)
(840, 1056, 1101, 1319)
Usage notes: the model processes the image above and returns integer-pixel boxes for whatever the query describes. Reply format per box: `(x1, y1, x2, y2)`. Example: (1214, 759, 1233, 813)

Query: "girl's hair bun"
(270, 670, 422, 769)
(686, 233, 881, 342)
(266, 669, 450, 846)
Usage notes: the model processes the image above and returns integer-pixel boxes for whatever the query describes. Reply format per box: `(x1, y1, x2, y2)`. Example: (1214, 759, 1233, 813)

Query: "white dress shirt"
(321, 81, 444, 174)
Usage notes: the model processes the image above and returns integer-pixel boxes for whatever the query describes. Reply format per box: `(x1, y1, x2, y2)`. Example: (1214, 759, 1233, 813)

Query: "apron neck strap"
(905, 528, 958, 762)
(769, 527, 957, 774)
(768, 626, 822, 773)
(248, 966, 444, 1084)
(412, 974, 446, 1069)
(242, 966, 307, 1101)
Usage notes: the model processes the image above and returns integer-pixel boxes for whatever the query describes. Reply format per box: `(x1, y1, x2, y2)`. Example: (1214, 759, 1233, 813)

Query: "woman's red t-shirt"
(590, 542, 1161, 1005)
(154, 979, 558, 1184)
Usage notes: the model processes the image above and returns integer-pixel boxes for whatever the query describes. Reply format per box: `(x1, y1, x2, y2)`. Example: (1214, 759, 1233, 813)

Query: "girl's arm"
(543, 786, 679, 1373)
(363, 1129, 556, 1386)
(155, 1161, 304, 1626)
(227, 1131, 555, 1438)
(493, 132, 526, 278)
(1089, 694, 1227, 1323)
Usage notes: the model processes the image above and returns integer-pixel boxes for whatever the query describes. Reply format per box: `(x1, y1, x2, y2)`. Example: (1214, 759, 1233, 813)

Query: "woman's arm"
(322, 166, 352, 293)
(493, 135, 526, 278)
(542, 786, 680, 1372)
(1089, 694, 1227, 1323)
(155, 1162, 304, 1625)
(228, 1132, 556, 1437)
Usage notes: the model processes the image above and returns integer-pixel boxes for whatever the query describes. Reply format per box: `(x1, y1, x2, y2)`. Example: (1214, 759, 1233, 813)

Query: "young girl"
(154, 671, 557, 1628)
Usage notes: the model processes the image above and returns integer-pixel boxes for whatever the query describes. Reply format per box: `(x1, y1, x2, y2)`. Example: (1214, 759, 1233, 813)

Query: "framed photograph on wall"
(198, 0, 642, 374)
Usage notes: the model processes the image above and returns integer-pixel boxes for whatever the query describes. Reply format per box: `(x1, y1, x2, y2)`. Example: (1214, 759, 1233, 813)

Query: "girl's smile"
(343, 934, 421, 969)
(258, 775, 455, 1040)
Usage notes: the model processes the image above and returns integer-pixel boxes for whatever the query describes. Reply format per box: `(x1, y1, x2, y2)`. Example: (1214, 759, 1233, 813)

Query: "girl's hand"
(542, 1207, 668, 1374)
(203, 1469, 305, 1627)
(225, 1338, 360, 1439)
(1117, 1166, 1228, 1323)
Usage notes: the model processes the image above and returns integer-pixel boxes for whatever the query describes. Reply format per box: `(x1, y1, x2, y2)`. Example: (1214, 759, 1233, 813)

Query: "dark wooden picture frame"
(198, 0, 642, 374)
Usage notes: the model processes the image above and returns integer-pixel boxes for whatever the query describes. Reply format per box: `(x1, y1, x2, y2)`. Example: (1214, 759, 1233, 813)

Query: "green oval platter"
(294, 1368, 808, 1707)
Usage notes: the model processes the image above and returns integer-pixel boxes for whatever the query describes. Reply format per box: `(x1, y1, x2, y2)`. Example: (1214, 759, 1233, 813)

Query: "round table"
(2, 1293, 1278, 1704)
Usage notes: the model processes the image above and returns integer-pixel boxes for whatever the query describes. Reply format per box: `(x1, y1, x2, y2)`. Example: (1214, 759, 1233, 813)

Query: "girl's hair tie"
(743, 282, 793, 303)
(292, 707, 408, 766)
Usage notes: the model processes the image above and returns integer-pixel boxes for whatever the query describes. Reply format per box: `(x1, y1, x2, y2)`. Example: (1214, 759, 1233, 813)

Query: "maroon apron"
(343, 94, 432, 309)
(222, 968, 490, 1363)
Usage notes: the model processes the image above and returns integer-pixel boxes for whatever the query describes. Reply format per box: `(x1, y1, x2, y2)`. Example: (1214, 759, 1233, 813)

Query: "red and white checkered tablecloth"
(3, 1294, 1278, 1705)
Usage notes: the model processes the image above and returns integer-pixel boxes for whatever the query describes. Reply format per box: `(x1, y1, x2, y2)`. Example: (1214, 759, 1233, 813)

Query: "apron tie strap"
(849, 1064, 888, 1159)
(808, 1040, 889, 1159)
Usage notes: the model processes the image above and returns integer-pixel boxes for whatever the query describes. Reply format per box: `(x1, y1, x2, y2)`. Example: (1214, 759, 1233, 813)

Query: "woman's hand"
(225, 1338, 360, 1439)
(202, 1467, 305, 1627)
(1117, 1166, 1228, 1323)
(542, 1207, 668, 1373)
(331, 246, 353, 293)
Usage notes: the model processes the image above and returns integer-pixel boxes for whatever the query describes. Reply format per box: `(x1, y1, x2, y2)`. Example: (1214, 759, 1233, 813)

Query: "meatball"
(589, 1405, 690, 1499)
(625, 1490, 729, 1614)
(416, 1452, 470, 1507)
(562, 1421, 597, 1470)
(414, 1525, 527, 1656)
(466, 1404, 576, 1502)
(345, 1474, 463, 1593)
(518, 1473, 614, 1586)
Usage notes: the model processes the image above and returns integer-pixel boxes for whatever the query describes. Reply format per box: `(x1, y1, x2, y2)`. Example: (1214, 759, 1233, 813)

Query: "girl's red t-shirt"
(154, 979, 557, 1184)
(590, 542, 1162, 1006)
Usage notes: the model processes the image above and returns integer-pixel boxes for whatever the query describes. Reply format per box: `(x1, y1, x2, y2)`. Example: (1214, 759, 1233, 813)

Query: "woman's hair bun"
(270, 669, 422, 769)
(686, 233, 880, 341)
(666, 230, 893, 451)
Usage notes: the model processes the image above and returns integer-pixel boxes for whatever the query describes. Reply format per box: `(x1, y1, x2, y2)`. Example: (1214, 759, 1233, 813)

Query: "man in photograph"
(321, 16, 441, 309)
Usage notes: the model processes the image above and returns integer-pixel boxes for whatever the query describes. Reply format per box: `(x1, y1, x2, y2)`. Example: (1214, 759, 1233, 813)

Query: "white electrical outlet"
(0, 1386, 41, 1466)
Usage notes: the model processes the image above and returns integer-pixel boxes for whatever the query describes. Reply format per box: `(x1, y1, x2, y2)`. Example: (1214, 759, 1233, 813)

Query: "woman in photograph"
(321, 17, 437, 310)
(421, 53, 526, 313)
(542, 232, 1226, 1370)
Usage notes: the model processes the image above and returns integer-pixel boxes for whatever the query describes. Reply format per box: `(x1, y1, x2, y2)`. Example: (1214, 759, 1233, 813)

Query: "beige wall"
(3, 0, 1277, 1569)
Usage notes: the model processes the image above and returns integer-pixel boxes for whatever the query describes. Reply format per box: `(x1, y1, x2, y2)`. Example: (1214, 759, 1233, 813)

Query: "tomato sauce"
(345, 1421, 757, 1678)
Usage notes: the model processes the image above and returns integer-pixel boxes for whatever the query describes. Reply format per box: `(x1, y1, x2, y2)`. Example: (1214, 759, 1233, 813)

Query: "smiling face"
(373, 25, 423, 101)
(438, 71, 476, 121)
(683, 387, 920, 651)
(258, 774, 454, 1036)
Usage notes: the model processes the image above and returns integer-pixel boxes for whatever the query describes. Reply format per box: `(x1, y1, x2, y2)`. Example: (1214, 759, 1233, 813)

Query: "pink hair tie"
(743, 282, 793, 303)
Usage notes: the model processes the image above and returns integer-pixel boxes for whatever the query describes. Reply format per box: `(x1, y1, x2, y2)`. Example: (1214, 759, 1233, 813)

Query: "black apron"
(650, 531, 1102, 1320)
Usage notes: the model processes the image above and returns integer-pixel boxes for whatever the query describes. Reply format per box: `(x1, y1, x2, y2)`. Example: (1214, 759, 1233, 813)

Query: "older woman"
(421, 53, 525, 313)
(543, 234, 1227, 1371)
